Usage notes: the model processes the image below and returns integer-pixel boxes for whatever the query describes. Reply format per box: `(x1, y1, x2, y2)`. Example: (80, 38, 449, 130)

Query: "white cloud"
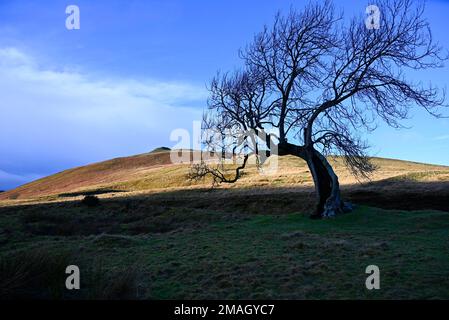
(0, 47, 35, 65)
(0, 47, 206, 189)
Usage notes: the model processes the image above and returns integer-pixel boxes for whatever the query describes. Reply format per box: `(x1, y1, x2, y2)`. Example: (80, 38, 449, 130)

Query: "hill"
(1, 150, 449, 206)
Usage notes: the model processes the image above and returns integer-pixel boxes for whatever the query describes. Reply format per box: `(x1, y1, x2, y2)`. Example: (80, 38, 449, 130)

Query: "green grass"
(1, 197, 449, 299)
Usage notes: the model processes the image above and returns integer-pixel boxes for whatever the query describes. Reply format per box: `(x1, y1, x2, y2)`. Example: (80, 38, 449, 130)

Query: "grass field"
(1, 197, 449, 299)
(1, 151, 449, 299)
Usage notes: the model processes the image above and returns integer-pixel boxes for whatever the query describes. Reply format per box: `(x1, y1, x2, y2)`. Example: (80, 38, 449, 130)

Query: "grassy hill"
(1, 150, 449, 299)
(1, 149, 448, 205)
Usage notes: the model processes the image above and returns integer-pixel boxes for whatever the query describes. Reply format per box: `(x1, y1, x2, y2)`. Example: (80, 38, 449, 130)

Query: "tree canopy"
(190, 0, 448, 218)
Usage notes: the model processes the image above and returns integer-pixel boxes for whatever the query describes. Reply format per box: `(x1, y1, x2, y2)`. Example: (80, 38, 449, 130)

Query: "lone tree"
(190, 0, 447, 218)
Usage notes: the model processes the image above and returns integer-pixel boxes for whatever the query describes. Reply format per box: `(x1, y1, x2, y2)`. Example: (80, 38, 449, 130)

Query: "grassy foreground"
(1, 196, 449, 299)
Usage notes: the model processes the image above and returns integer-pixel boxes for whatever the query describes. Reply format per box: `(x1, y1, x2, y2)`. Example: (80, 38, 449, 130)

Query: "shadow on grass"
(1, 178, 449, 300)
(58, 189, 126, 198)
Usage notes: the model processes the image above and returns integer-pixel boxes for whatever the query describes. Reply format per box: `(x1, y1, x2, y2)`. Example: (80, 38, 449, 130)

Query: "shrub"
(81, 195, 100, 207)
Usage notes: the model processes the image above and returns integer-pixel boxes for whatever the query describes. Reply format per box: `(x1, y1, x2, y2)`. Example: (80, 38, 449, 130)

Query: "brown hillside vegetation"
(1, 150, 449, 212)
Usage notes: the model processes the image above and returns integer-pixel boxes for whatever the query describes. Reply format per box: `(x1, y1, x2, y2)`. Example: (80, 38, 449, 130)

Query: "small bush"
(81, 195, 100, 207)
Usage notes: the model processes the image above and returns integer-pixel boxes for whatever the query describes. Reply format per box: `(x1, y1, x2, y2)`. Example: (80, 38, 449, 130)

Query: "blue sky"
(0, 0, 448, 190)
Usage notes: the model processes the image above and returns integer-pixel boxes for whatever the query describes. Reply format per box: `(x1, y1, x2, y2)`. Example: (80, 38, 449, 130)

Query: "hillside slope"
(0, 151, 175, 201)
(1, 150, 448, 202)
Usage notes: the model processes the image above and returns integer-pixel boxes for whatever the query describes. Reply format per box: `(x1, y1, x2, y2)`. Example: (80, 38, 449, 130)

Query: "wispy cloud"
(434, 134, 449, 141)
(0, 47, 206, 190)
(0, 170, 42, 190)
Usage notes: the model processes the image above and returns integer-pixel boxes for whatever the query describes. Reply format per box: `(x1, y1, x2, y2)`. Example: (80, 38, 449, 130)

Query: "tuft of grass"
(0, 248, 142, 300)
(81, 262, 142, 300)
(0, 248, 73, 299)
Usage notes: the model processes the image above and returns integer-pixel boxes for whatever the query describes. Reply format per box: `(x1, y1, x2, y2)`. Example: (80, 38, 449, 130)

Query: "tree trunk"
(306, 148, 352, 218)
(278, 142, 352, 218)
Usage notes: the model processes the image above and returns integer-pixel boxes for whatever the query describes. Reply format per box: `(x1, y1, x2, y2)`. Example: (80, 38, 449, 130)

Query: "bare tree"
(190, 0, 447, 218)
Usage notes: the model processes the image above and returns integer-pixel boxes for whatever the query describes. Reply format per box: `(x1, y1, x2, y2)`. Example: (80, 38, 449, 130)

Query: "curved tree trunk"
(306, 148, 352, 218)
(278, 142, 352, 218)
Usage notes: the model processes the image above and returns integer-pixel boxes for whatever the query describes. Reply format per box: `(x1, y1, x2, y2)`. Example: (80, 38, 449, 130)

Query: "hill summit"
(150, 147, 171, 153)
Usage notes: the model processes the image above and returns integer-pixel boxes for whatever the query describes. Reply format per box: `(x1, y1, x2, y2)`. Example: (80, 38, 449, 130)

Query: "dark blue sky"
(0, 0, 448, 190)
